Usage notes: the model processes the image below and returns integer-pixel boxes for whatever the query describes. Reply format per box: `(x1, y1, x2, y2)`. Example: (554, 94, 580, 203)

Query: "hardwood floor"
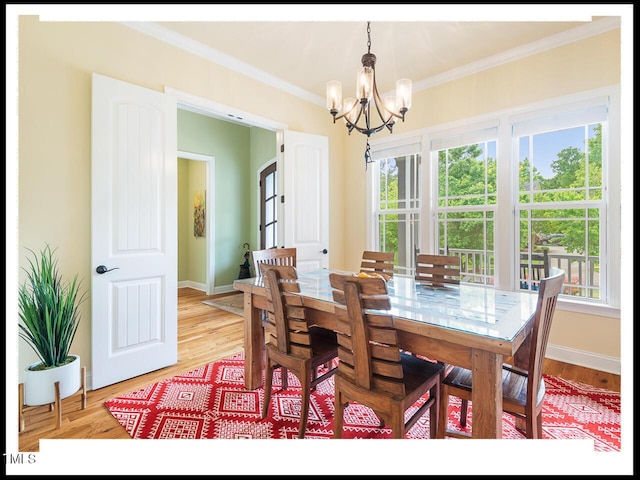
(17, 287, 620, 452)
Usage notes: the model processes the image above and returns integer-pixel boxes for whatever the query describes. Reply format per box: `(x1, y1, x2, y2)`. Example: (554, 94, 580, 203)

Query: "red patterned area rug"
(104, 351, 620, 451)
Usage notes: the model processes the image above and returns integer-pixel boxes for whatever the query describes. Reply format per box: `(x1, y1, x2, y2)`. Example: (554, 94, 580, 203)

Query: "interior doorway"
(178, 150, 215, 294)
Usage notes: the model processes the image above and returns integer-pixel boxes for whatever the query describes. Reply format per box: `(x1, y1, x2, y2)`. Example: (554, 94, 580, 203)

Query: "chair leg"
(333, 389, 344, 439)
(297, 370, 312, 439)
(281, 367, 288, 390)
(459, 399, 469, 427)
(262, 361, 274, 419)
(390, 410, 404, 439)
(534, 412, 543, 439)
(428, 383, 440, 439)
(437, 387, 449, 439)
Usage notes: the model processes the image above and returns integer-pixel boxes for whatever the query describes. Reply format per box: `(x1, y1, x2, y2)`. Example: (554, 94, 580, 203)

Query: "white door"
(282, 130, 330, 272)
(91, 73, 178, 390)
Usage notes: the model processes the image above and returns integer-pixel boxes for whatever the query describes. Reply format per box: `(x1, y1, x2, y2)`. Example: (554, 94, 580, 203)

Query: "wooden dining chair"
(520, 250, 550, 291)
(252, 248, 297, 388)
(329, 273, 444, 439)
(260, 264, 339, 438)
(359, 250, 395, 280)
(437, 268, 565, 439)
(415, 253, 461, 286)
(252, 247, 297, 277)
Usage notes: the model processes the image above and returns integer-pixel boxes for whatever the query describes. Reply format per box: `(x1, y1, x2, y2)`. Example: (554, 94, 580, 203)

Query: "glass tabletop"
(234, 268, 539, 342)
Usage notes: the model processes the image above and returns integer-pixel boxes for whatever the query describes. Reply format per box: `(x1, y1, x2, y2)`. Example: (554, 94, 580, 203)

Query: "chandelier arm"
(332, 100, 364, 123)
(371, 81, 404, 121)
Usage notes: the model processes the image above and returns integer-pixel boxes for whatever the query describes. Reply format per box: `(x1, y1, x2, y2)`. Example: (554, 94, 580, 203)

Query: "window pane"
(519, 124, 603, 204)
(375, 153, 421, 274)
(438, 212, 494, 285)
(518, 208, 600, 299)
(265, 171, 276, 198)
(434, 138, 497, 285)
(265, 198, 275, 224)
(438, 142, 496, 207)
(265, 224, 276, 250)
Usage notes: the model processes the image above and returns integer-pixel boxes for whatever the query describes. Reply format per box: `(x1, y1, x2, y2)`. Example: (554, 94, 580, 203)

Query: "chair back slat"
(359, 251, 395, 280)
(415, 254, 461, 286)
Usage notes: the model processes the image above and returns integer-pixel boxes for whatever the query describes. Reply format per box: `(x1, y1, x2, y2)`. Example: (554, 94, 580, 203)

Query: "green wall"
(177, 109, 276, 289)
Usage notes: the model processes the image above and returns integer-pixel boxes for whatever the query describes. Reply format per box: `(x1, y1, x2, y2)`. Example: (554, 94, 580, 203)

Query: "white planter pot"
(23, 355, 81, 406)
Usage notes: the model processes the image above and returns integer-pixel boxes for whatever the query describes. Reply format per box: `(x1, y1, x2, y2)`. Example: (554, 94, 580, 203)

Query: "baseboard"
(213, 284, 237, 295)
(177, 280, 207, 292)
(178, 282, 239, 295)
(546, 344, 621, 375)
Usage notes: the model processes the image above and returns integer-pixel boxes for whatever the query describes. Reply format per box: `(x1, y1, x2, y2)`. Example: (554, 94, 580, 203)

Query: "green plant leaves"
(18, 245, 86, 368)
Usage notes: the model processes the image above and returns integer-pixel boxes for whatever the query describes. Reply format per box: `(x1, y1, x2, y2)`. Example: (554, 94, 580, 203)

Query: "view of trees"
(378, 123, 602, 291)
(518, 124, 602, 257)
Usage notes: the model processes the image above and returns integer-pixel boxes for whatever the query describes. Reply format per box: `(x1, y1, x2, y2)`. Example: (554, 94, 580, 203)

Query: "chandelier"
(326, 22, 412, 166)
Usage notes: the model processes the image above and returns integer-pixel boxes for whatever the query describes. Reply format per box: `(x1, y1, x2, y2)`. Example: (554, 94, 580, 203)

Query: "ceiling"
(138, 14, 616, 106)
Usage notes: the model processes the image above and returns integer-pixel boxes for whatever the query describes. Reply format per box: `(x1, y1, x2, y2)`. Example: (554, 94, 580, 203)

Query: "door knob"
(96, 265, 120, 274)
(320, 249, 328, 254)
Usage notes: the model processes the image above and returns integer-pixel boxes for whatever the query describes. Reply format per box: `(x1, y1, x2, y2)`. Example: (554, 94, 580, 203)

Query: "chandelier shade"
(326, 22, 412, 165)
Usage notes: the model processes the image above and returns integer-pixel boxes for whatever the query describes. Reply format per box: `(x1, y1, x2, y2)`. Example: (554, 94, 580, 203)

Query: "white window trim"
(368, 85, 621, 317)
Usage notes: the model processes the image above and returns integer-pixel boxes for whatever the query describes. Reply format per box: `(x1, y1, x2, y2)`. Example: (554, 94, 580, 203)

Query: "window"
(515, 108, 606, 300)
(368, 88, 619, 312)
(431, 126, 498, 285)
(369, 138, 421, 275)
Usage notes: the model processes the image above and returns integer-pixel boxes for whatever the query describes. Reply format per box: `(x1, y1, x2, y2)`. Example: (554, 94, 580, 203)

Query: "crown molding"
(123, 17, 621, 108)
(122, 21, 324, 106)
(412, 16, 621, 92)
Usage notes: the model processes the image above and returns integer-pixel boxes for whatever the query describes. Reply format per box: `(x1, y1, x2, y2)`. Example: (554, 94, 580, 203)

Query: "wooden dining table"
(233, 268, 539, 439)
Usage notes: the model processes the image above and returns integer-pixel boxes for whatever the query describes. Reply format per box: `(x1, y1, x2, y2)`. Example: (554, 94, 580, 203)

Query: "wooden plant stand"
(18, 366, 87, 432)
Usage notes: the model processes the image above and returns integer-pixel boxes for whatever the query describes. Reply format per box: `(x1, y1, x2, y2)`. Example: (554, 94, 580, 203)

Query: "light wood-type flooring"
(17, 287, 621, 452)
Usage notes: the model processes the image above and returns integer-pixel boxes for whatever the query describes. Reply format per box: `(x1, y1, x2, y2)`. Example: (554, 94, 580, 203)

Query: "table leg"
(243, 292, 264, 390)
(470, 349, 503, 439)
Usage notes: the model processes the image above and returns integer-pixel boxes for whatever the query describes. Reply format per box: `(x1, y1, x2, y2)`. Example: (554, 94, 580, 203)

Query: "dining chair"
(520, 250, 550, 291)
(260, 264, 339, 438)
(329, 273, 444, 439)
(252, 247, 297, 277)
(252, 247, 297, 388)
(413, 253, 461, 395)
(437, 268, 565, 439)
(359, 250, 395, 280)
(415, 253, 461, 286)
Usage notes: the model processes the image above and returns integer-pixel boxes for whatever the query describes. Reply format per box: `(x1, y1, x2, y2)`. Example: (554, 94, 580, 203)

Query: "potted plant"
(18, 245, 87, 406)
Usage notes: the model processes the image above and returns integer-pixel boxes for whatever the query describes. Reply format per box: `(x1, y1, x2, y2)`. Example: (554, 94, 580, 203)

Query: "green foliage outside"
(380, 125, 602, 262)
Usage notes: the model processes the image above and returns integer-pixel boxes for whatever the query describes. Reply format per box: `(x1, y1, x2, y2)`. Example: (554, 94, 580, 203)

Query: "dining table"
(233, 268, 539, 439)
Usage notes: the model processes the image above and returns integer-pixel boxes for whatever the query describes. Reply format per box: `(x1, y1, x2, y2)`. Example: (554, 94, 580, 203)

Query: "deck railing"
(439, 248, 600, 299)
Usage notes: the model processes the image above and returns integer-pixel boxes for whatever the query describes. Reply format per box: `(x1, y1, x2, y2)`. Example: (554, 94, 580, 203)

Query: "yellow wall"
(16, 16, 621, 381)
(177, 159, 207, 285)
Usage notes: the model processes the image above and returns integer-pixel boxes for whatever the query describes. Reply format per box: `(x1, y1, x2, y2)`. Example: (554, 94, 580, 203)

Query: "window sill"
(556, 298, 620, 319)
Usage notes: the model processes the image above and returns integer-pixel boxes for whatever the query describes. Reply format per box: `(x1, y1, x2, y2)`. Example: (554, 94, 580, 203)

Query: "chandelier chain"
(367, 21, 371, 54)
